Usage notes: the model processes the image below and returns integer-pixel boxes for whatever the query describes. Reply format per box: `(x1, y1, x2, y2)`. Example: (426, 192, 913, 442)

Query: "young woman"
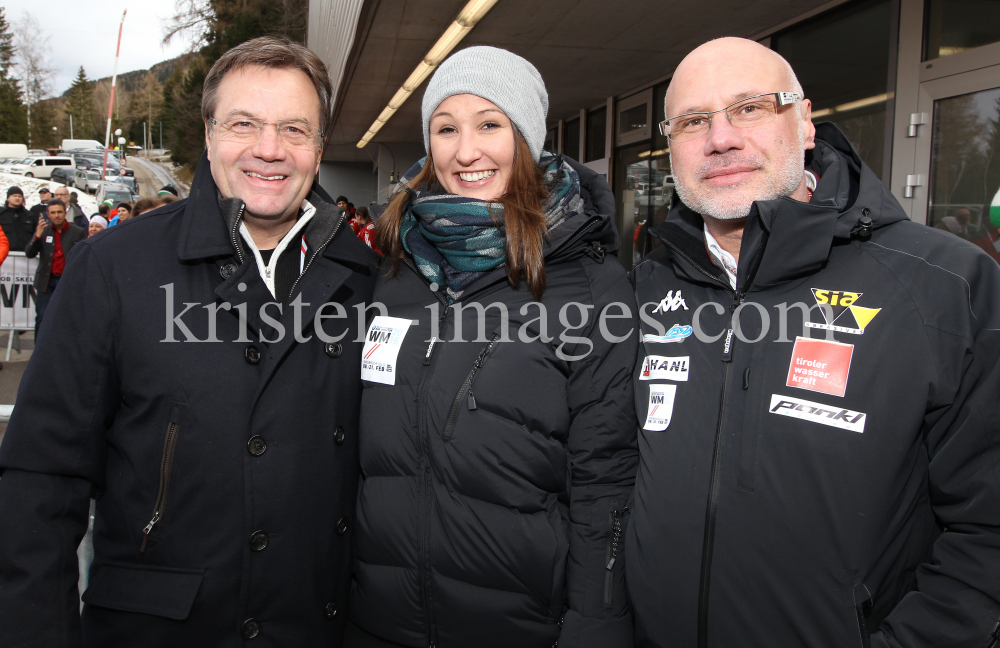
(348, 47, 638, 648)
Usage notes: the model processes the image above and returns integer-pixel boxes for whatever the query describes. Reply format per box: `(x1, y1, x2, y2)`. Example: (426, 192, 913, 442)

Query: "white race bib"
(45, 236, 53, 243)
(361, 316, 412, 385)
(643, 384, 677, 431)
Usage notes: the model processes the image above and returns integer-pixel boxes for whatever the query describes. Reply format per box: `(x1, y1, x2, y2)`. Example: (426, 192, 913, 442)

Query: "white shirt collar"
(704, 224, 738, 290)
(239, 199, 316, 298)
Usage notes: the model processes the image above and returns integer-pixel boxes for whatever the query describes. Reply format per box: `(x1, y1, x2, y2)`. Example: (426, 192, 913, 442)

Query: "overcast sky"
(4, 0, 200, 97)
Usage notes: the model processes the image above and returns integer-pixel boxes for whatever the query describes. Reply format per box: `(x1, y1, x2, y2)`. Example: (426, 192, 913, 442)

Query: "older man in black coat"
(0, 36, 377, 647)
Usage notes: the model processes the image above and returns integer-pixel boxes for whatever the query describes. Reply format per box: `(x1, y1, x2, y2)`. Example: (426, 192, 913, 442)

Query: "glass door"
(911, 64, 1000, 264)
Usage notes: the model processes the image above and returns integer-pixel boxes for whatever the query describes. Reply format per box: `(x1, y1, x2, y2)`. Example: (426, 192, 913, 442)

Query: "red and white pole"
(102, 10, 127, 181)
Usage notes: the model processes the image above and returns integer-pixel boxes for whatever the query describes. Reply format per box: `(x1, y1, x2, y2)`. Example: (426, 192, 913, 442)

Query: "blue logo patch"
(642, 324, 693, 344)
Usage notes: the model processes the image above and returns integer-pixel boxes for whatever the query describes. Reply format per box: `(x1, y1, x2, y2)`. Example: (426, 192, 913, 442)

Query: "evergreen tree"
(0, 9, 26, 143)
(65, 66, 94, 140)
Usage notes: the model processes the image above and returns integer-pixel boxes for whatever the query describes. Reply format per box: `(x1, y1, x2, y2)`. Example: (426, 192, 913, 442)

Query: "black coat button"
(241, 618, 260, 639)
(333, 426, 346, 445)
(249, 530, 269, 552)
(220, 262, 238, 279)
(325, 601, 337, 619)
(336, 517, 349, 536)
(324, 342, 342, 358)
(245, 345, 261, 365)
(247, 435, 267, 456)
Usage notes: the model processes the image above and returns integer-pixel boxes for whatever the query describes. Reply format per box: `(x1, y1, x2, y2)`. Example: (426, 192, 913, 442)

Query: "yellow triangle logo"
(849, 305, 881, 330)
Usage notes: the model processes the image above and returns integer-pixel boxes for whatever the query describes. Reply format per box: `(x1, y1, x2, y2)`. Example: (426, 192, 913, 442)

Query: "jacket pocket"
(737, 350, 768, 491)
(141, 406, 183, 552)
(82, 562, 205, 620)
(603, 504, 629, 609)
(443, 331, 501, 440)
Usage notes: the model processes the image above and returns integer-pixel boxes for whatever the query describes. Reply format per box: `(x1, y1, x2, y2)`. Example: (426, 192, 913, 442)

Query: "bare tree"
(12, 12, 56, 147)
(162, 0, 214, 50)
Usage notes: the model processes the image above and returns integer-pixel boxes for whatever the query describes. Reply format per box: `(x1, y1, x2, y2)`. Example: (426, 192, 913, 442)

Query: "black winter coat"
(0, 203, 35, 251)
(0, 154, 378, 647)
(627, 123, 1000, 647)
(350, 158, 639, 648)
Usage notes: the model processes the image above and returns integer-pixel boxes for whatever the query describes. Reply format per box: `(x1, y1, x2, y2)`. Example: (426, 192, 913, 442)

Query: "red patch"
(785, 337, 854, 398)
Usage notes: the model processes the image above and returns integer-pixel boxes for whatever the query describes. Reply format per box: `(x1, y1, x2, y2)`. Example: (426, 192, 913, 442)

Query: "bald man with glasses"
(628, 37, 1000, 648)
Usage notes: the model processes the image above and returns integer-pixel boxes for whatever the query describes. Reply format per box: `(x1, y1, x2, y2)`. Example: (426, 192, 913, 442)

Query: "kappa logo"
(769, 394, 866, 433)
(805, 289, 882, 335)
(652, 290, 689, 313)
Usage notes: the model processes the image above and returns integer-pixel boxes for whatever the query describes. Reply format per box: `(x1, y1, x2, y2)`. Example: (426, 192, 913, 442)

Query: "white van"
(0, 144, 28, 159)
(61, 139, 103, 152)
(11, 156, 76, 179)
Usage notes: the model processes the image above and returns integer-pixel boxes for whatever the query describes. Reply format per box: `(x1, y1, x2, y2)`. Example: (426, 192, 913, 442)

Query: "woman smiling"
(348, 47, 638, 648)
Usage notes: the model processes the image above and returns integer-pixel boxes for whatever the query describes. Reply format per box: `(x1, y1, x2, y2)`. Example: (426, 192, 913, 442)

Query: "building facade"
(309, 0, 1000, 270)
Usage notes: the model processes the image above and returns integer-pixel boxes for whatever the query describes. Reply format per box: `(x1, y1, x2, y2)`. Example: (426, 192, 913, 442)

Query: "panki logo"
(768, 394, 866, 433)
(805, 289, 881, 335)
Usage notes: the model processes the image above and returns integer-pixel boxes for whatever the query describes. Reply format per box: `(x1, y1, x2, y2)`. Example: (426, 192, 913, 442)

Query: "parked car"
(50, 167, 73, 185)
(2, 158, 30, 174)
(70, 155, 134, 177)
(26, 149, 47, 157)
(73, 169, 102, 194)
(96, 182, 136, 207)
(12, 156, 75, 179)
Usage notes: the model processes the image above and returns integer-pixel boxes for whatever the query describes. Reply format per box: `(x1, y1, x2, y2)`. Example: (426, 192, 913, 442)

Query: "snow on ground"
(0, 172, 99, 216)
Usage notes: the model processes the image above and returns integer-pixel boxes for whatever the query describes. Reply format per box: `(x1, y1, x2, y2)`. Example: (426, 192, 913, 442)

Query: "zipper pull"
(721, 328, 735, 362)
(742, 366, 751, 389)
(423, 337, 438, 365)
(140, 514, 159, 553)
(265, 266, 271, 279)
(606, 555, 616, 570)
(468, 391, 477, 410)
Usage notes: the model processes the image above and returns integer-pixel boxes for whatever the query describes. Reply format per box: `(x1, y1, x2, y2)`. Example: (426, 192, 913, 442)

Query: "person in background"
(108, 202, 131, 227)
(131, 195, 178, 217)
(158, 183, 179, 197)
(28, 187, 52, 224)
(0, 186, 34, 251)
(88, 215, 107, 237)
(335, 195, 348, 212)
(54, 187, 87, 229)
(24, 199, 85, 335)
(349, 46, 637, 648)
(354, 206, 379, 254)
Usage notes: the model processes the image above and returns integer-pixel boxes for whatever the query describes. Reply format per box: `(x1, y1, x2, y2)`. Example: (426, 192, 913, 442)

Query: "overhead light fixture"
(811, 93, 889, 120)
(357, 0, 501, 148)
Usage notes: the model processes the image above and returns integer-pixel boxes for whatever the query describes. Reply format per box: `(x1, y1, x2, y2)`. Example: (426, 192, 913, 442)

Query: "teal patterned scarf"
(398, 152, 584, 303)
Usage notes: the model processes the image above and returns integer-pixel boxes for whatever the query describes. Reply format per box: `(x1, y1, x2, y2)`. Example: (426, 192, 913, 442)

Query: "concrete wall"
(318, 161, 376, 209)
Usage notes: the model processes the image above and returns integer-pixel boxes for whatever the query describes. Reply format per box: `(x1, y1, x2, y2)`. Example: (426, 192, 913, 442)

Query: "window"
(924, 0, 1000, 60)
(544, 127, 557, 154)
(563, 118, 581, 161)
(771, 0, 892, 180)
(586, 107, 607, 162)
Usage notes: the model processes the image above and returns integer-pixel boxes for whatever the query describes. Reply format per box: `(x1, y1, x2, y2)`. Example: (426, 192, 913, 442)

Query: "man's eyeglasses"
(659, 92, 801, 143)
(209, 117, 325, 149)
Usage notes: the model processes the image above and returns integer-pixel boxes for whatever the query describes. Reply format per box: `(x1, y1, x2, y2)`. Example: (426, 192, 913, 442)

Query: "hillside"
(60, 53, 197, 98)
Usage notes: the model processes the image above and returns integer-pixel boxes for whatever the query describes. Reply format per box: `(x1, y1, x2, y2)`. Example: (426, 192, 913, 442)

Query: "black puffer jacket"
(627, 123, 1000, 647)
(350, 158, 639, 648)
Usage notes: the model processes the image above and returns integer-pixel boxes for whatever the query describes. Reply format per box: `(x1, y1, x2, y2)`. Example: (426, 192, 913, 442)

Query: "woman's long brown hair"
(376, 128, 550, 300)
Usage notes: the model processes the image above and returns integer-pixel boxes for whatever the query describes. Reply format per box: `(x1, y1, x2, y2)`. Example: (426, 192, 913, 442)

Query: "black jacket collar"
(176, 151, 376, 270)
(649, 122, 909, 293)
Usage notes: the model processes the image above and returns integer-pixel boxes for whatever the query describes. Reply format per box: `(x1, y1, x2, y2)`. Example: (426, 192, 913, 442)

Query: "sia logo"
(805, 289, 882, 335)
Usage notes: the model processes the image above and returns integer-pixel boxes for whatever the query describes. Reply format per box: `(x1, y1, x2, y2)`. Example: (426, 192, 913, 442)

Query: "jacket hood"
(649, 122, 909, 291)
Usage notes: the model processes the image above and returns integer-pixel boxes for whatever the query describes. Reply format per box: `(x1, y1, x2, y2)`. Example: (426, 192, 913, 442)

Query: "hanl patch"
(640, 355, 689, 382)
(769, 394, 866, 433)
(805, 289, 881, 335)
(785, 336, 854, 397)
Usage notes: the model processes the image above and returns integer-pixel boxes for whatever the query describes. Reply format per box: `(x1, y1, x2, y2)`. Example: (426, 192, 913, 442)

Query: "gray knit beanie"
(422, 46, 549, 162)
